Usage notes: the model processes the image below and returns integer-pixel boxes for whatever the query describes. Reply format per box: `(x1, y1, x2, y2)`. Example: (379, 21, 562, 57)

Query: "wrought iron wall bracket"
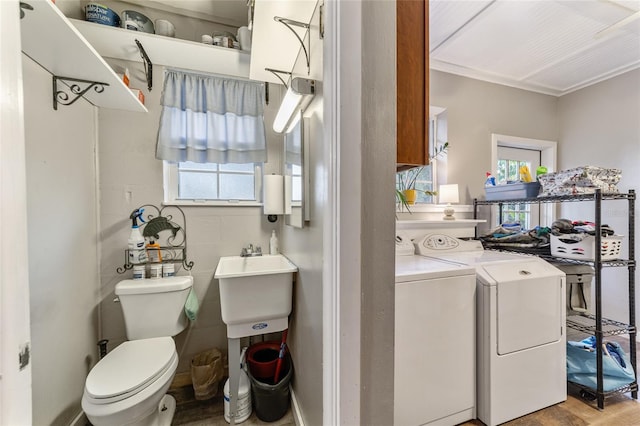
(274, 16, 310, 74)
(264, 68, 292, 88)
(135, 39, 153, 91)
(52, 76, 109, 110)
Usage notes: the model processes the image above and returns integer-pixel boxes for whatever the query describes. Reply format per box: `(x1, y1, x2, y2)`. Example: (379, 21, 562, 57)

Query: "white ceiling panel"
(528, 33, 640, 92)
(430, 0, 640, 96)
(428, 0, 493, 52)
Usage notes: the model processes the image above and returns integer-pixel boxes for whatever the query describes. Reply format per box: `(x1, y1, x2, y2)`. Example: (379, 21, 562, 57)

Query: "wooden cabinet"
(397, 0, 429, 170)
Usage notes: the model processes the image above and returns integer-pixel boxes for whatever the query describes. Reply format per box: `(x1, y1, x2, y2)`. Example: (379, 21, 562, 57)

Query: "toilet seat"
(85, 337, 176, 404)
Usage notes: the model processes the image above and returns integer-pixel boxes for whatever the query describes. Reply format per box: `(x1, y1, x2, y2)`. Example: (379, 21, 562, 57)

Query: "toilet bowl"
(82, 337, 178, 426)
(82, 276, 194, 426)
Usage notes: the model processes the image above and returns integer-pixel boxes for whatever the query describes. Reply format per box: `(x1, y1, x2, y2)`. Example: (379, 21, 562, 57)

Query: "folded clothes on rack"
(480, 224, 551, 251)
(552, 218, 615, 237)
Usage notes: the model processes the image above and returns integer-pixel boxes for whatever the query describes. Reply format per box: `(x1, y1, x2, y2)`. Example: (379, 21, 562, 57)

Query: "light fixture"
(273, 77, 315, 134)
(439, 184, 459, 221)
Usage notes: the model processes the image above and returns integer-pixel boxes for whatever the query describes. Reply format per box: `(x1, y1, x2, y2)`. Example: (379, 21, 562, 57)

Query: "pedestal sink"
(214, 254, 297, 425)
(215, 254, 298, 338)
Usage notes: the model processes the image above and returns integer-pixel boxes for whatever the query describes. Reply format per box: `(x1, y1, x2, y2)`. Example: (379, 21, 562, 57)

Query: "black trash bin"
(247, 352, 293, 422)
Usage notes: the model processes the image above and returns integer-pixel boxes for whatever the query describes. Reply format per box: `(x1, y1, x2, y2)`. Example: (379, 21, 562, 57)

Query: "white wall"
(557, 69, 640, 335)
(23, 57, 100, 425)
(278, 3, 324, 424)
(96, 58, 284, 372)
(429, 70, 560, 204)
(360, 2, 397, 424)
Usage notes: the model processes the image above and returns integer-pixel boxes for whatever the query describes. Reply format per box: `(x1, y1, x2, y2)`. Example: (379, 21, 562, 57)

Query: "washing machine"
(395, 235, 477, 426)
(414, 233, 567, 426)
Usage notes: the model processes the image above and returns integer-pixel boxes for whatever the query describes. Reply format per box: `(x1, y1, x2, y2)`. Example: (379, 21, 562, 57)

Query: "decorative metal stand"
(117, 204, 194, 274)
(52, 76, 108, 110)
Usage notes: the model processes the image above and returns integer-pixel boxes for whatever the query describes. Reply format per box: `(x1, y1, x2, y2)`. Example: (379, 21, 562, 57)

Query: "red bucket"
(247, 341, 286, 380)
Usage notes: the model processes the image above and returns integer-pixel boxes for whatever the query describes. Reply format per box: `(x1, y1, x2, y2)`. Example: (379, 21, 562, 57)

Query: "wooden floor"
(169, 382, 638, 426)
(170, 336, 639, 425)
(461, 389, 639, 426)
(168, 381, 294, 426)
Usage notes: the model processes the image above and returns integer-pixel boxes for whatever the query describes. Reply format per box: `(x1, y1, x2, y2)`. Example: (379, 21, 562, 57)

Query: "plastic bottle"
(224, 348, 252, 424)
(485, 172, 496, 187)
(146, 239, 163, 263)
(128, 209, 148, 264)
(270, 230, 279, 255)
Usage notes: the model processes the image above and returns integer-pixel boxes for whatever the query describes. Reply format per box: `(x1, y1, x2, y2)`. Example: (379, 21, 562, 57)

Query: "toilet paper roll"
(263, 174, 284, 215)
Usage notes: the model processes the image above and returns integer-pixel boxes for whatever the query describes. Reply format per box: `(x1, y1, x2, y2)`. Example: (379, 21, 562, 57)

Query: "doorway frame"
(491, 133, 558, 226)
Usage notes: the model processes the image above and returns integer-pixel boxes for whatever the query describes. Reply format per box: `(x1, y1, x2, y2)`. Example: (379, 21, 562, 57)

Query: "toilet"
(82, 275, 193, 426)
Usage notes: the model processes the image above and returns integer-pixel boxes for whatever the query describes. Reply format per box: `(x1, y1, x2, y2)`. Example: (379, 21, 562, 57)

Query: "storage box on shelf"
(485, 182, 540, 201)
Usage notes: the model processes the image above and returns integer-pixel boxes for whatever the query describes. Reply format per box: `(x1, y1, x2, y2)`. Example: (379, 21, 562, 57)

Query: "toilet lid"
(85, 337, 176, 400)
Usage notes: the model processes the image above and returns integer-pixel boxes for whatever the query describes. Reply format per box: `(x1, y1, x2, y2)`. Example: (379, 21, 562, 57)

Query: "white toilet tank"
(115, 275, 193, 340)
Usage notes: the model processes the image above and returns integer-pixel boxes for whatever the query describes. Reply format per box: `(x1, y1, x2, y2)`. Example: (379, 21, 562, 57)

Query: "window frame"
(163, 161, 264, 207)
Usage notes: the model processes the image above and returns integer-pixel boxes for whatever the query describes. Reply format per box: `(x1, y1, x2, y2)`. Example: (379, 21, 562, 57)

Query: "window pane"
(220, 163, 255, 172)
(497, 160, 507, 184)
(220, 174, 255, 199)
(179, 161, 218, 171)
(179, 171, 217, 199)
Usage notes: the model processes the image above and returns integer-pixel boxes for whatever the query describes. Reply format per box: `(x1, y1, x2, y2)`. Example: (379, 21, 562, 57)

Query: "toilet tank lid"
(116, 275, 193, 295)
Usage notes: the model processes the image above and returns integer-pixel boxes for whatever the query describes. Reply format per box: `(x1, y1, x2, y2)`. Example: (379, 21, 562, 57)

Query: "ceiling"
(119, 0, 639, 96)
(429, 0, 640, 96)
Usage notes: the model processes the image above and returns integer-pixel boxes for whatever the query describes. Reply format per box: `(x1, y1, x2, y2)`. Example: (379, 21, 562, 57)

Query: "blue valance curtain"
(156, 70, 267, 164)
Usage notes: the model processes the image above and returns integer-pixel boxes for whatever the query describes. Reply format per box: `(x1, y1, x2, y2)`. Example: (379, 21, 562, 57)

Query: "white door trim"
(491, 133, 558, 225)
(0, 0, 33, 423)
(324, 1, 362, 424)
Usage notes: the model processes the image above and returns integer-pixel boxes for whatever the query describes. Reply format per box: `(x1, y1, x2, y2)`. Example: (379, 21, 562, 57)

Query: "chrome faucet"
(241, 243, 262, 257)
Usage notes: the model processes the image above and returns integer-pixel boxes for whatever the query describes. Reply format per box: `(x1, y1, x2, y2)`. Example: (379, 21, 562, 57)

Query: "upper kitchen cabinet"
(20, 0, 147, 112)
(397, 0, 429, 169)
(249, 0, 317, 84)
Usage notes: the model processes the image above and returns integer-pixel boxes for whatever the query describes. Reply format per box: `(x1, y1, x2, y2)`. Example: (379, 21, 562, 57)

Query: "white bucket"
(223, 369, 252, 423)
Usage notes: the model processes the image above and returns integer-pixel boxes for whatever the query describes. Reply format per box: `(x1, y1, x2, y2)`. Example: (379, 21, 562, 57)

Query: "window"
(396, 107, 448, 205)
(496, 146, 540, 229)
(164, 161, 262, 205)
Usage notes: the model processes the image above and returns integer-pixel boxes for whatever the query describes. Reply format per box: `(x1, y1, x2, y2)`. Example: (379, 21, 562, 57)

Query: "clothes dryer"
(415, 234, 566, 426)
(395, 254, 477, 426)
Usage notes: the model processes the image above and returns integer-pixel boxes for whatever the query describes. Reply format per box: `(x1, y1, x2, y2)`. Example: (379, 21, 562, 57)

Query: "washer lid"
(85, 337, 175, 399)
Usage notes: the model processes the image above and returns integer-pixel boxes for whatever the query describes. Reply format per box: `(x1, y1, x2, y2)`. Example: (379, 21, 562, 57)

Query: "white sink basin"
(214, 254, 298, 279)
(214, 254, 298, 338)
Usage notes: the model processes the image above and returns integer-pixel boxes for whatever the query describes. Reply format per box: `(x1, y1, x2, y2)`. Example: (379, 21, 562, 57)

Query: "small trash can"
(191, 348, 224, 400)
(247, 352, 293, 422)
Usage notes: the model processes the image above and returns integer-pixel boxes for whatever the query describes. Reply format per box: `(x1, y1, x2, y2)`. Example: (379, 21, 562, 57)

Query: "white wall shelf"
(71, 19, 250, 80)
(20, 0, 147, 112)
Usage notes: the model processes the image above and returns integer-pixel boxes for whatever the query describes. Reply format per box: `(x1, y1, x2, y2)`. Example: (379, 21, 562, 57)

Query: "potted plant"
(396, 167, 438, 211)
(395, 142, 448, 211)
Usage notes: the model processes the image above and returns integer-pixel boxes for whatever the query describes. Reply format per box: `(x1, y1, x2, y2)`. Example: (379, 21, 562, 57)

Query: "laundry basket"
(550, 234, 623, 261)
